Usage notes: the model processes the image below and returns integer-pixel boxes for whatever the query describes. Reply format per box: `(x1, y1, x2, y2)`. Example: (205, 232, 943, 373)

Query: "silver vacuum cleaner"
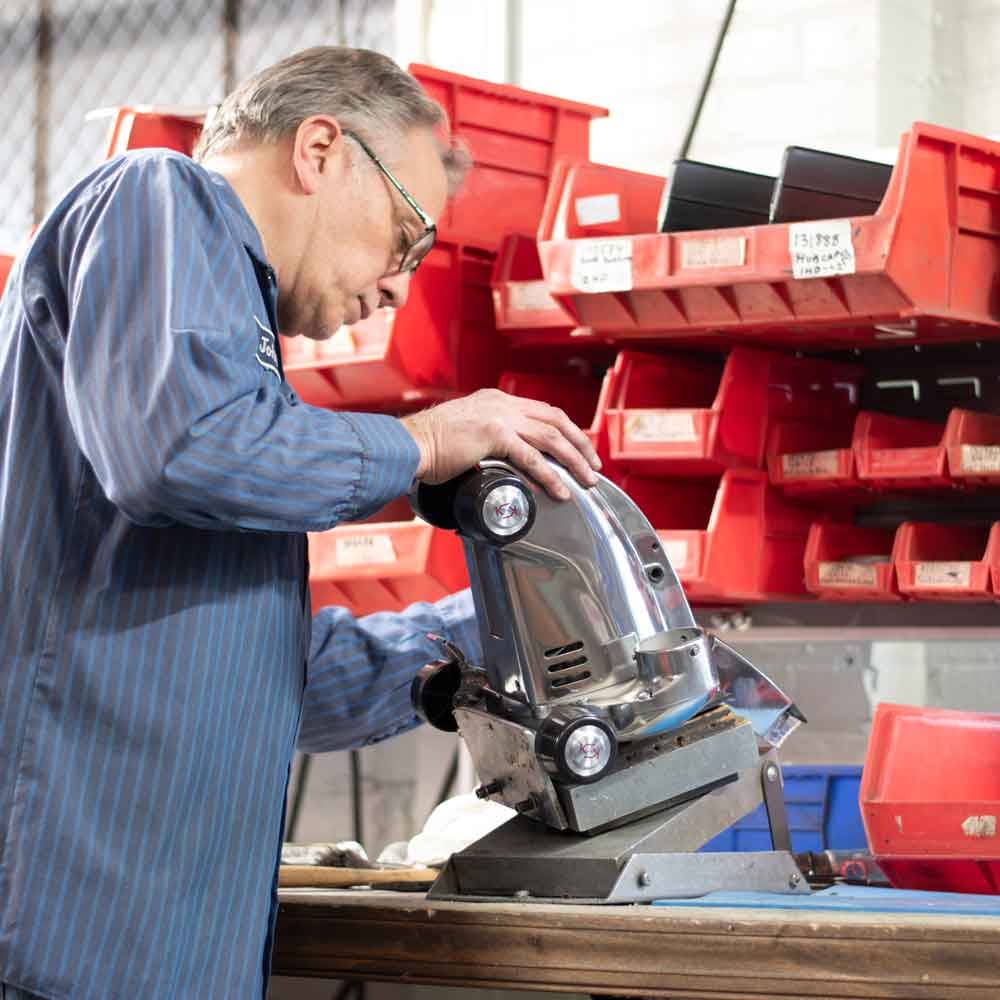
(411, 459, 808, 903)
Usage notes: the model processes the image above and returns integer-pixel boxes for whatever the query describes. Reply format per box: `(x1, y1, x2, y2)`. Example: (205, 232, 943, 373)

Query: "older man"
(0, 47, 600, 999)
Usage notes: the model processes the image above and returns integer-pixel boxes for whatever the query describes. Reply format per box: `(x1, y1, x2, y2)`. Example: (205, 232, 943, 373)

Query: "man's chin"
(277, 304, 346, 342)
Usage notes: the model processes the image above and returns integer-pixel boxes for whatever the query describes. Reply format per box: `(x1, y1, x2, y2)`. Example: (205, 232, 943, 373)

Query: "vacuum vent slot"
(551, 670, 592, 688)
(544, 640, 584, 657)
(546, 655, 589, 673)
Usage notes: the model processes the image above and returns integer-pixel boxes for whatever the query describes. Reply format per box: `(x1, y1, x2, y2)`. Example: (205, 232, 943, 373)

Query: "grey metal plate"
(558, 709, 759, 832)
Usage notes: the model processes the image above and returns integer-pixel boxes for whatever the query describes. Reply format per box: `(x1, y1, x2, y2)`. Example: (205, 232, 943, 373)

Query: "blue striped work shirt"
(0, 150, 479, 999)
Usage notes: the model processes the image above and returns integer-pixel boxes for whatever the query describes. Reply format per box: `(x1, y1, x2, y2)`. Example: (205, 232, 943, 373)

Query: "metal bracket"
(428, 756, 810, 902)
(760, 754, 792, 854)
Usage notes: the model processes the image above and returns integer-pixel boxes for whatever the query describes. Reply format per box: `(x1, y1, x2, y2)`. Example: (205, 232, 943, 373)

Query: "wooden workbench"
(272, 888, 1000, 998)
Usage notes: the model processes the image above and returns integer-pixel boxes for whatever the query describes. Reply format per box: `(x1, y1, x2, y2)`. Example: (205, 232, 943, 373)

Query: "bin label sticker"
(335, 533, 397, 567)
(789, 220, 856, 279)
(962, 815, 997, 838)
(961, 444, 1000, 474)
(681, 236, 746, 269)
(575, 193, 621, 227)
(570, 238, 633, 293)
(662, 539, 689, 571)
(781, 449, 841, 479)
(914, 561, 972, 588)
(507, 280, 561, 314)
(625, 411, 697, 443)
(818, 561, 878, 588)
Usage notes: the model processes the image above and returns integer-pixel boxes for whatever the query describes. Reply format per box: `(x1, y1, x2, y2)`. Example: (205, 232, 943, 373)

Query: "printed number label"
(335, 534, 397, 567)
(662, 539, 689, 571)
(818, 561, 879, 587)
(781, 450, 841, 479)
(625, 411, 697, 443)
(575, 193, 621, 227)
(681, 236, 746, 269)
(507, 280, 560, 313)
(915, 561, 972, 588)
(789, 220, 856, 279)
(570, 238, 633, 293)
(961, 445, 1000, 474)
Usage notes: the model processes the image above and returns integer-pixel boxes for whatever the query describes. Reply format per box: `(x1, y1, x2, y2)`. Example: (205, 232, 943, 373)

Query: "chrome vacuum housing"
(411, 459, 803, 834)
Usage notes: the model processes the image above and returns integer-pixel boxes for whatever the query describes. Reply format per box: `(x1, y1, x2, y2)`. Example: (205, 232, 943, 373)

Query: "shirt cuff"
(436, 588, 482, 665)
(335, 411, 421, 520)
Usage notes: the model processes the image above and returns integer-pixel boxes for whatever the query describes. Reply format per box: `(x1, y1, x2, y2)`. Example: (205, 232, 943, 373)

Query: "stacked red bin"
(497, 117, 1000, 606)
(861, 703, 1000, 894)
(84, 85, 1000, 611)
(0, 254, 13, 297)
(499, 346, 865, 603)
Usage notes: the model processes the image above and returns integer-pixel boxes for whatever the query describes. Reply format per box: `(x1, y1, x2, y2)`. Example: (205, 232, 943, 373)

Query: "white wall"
(398, 0, 1000, 178)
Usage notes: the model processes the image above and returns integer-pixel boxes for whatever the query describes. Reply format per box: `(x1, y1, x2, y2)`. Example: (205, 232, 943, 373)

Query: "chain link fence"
(0, 0, 393, 250)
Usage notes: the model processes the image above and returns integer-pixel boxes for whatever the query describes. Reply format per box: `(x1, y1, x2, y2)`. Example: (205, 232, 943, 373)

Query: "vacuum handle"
(409, 475, 463, 530)
(411, 466, 536, 545)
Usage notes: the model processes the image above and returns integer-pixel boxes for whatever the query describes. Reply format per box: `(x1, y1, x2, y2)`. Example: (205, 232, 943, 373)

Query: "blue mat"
(652, 884, 1000, 916)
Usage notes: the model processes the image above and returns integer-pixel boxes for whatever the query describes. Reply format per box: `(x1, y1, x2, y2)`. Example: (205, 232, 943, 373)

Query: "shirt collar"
(203, 166, 272, 272)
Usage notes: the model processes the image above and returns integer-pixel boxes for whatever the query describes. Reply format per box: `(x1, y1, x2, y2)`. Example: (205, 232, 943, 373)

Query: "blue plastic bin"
(700, 765, 866, 853)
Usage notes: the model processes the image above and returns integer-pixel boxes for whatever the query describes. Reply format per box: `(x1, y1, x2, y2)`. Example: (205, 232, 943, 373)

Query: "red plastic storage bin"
(498, 370, 601, 430)
(497, 369, 615, 470)
(308, 503, 468, 617)
(861, 703, 1000, 894)
(0, 253, 13, 296)
(491, 234, 580, 339)
(281, 241, 503, 410)
(894, 521, 999, 601)
(539, 159, 666, 243)
(96, 106, 204, 158)
(946, 408, 1000, 485)
(767, 419, 862, 498)
(604, 348, 862, 478)
(621, 470, 816, 603)
(853, 412, 951, 490)
(409, 64, 607, 250)
(776, 407, 1000, 495)
(537, 122, 1000, 349)
(804, 522, 900, 601)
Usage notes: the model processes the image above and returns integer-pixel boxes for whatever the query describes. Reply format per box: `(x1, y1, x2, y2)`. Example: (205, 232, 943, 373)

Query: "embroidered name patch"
(254, 315, 280, 379)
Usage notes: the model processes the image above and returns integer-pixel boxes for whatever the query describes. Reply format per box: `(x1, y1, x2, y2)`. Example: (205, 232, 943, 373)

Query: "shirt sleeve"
(56, 152, 417, 532)
(297, 588, 482, 753)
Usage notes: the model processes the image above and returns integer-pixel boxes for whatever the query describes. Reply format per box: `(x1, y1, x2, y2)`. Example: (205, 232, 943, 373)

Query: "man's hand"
(401, 389, 601, 500)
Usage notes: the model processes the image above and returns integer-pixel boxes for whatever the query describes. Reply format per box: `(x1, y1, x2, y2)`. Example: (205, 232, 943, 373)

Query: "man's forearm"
(298, 589, 480, 753)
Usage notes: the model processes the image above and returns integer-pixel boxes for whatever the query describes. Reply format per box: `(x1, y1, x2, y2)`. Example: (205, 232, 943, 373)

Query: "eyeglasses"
(343, 129, 437, 276)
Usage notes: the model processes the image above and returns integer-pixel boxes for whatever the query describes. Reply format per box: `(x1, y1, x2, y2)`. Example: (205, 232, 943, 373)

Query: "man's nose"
(377, 271, 412, 310)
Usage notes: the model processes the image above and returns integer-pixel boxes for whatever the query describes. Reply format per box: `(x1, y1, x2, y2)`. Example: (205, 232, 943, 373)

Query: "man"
(0, 47, 600, 999)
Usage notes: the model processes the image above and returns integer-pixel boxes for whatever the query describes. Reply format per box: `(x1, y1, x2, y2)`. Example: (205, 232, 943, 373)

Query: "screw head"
(788, 873, 801, 888)
(638, 870, 653, 888)
(765, 764, 779, 783)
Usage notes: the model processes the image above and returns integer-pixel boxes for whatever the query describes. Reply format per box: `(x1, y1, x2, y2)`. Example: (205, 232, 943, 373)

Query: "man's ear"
(291, 115, 347, 195)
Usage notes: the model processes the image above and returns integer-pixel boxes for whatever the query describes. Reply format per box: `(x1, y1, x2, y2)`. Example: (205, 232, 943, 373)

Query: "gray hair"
(193, 46, 470, 193)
